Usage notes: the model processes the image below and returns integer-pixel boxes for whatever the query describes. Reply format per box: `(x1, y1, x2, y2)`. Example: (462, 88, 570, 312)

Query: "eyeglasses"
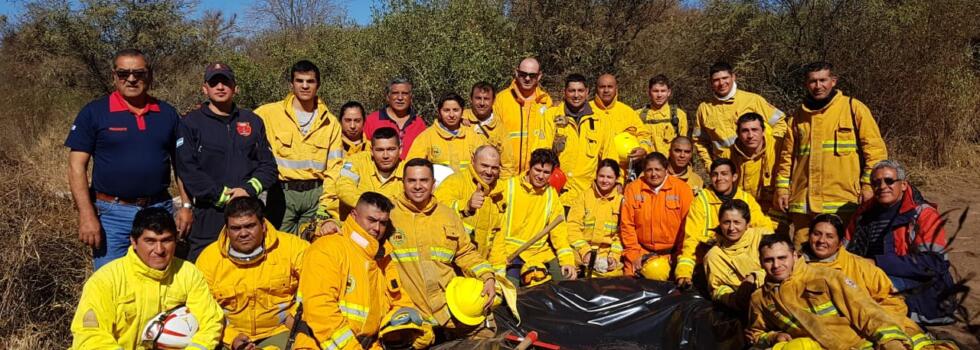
(115, 69, 149, 80)
(871, 177, 899, 187)
(517, 70, 540, 79)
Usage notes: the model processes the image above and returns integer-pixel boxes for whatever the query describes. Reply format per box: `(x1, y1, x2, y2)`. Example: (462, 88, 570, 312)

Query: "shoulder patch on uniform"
(82, 309, 99, 328)
(843, 277, 858, 289)
(346, 275, 356, 294)
(175, 137, 184, 148)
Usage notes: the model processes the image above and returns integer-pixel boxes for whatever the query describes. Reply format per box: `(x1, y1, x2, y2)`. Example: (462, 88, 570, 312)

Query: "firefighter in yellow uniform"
(693, 62, 787, 162)
(408, 93, 489, 174)
(804, 214, 954, 350)
(591, 74, 653, 155)
(295, 192, 426, 350)
(493, 58, 555, 173)
(255, 61, 344, 232)
(464, 82, 519, 178)
(667, 137, 704, 195)
(195, 197, 309, 349)
(336, 127, 405, 219)
(340, 101, 371, 157)
(731, 112, 788, 229)
(775, 62, 888, 245)
(390, 159, 497, 340)
(676, 159, 773, 287)
(545, 74, 617, 206)
(490, 149, 578, 285)
(703, 200, 770, 311)
(749, 234, 915, 350)
(434, 145, 507, 258)
(70, 208, 223, 350)
(636, 75, 689, 155)
(568, 160, 624, 277)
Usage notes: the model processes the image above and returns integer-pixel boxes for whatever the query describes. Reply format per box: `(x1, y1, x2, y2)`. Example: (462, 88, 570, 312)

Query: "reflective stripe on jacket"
(489, 176, 574, 270)
(704, 227, 768, 309)
(406, 122, 489, 174)
(544, 103, 616, 206)
(567, 183, 624, 264)
(492, 80, 554, 173)
(335, 152, 404, 219)
(694, 89, 786, 161)
(432, 166, 506, 258)
(637, 103, 688, 155)
(619, 176, 693, 275)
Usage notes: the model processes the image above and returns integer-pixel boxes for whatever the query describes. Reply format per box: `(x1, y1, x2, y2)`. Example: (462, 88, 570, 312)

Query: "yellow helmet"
(446, 277, 495, 326)
(613, 132, 641, 162)
(772, 337, 821, 350)
(639, 254, 671, 281)
(520, 264, 552, 287)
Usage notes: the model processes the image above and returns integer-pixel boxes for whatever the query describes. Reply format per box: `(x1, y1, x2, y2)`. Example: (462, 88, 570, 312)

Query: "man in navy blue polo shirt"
(175, 62, 278, 261)
(66, 49, 192, 270)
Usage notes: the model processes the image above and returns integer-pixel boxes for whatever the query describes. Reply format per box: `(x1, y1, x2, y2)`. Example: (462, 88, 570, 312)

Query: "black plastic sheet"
(492, 277, 744, 350)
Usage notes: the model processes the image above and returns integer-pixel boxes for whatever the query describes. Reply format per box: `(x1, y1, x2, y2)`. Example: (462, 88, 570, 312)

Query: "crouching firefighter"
(289, 192, 430, 350)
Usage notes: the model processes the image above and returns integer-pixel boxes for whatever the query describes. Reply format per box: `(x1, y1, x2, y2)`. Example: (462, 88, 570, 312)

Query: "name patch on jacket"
(236, 122, 252, 137)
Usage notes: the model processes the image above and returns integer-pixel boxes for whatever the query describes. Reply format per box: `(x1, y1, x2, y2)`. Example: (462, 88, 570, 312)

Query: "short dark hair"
(289, 60, 320, 82)
(340, 101, 365, 118)
(647, 74, 672, 90)
(718, 199, 751, 223)
(809, 213, 844, 239)
(597, 158, 621, 178)
(357, 191, 395, 213)
(528, 148, 559, 169)
(403, 157, 434, 178)
(758, 233, 795, 255)
(736, 112, 766, 131)
(643, 152, 668, 168)
(669, 136, 693, 149)
(437, 92, 465, 110)
(113, 48, 151, 71)
(709, 61, 733, 76)
(564, 73, 587, 88)
(225, 197, 265, 223)
(131, 207, 176, 239)
(803, 61, 835, 78)
(470, 81, 495, 96)
(371, 127, 400, 144)
(710, 158, 737, 175)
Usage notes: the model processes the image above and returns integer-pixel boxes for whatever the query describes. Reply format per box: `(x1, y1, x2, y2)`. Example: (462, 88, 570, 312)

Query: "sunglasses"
(115, 69, 149, 80)
(517, 70, 540, 79)
(871, 177, 899, 187)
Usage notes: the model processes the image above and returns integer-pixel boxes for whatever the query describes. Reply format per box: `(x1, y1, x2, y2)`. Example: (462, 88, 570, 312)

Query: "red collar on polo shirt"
(109, 91, 161, 131)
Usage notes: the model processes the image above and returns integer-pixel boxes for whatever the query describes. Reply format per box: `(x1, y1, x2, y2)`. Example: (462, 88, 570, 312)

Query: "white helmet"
(141, 306, 199, 349)
(432, 164, 454, 187)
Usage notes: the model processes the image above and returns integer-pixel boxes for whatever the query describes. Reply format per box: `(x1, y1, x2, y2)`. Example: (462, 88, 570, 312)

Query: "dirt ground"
(914, 168, 980, 347)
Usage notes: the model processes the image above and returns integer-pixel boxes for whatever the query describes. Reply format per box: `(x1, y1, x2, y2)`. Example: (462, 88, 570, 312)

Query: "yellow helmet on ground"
(639, 254, 671, 281)
(446, 277, 494, 326)
(520, 263, 552, 287)
(772, 337, 821, 350)
(613, 132, 641, 162)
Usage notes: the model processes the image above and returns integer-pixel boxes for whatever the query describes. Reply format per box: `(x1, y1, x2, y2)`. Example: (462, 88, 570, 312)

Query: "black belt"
(281, 179, 321, 192)
(93, 191, 170, 207)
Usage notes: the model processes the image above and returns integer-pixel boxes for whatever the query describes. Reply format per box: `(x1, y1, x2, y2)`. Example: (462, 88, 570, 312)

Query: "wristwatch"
(181, 202, 193, 209)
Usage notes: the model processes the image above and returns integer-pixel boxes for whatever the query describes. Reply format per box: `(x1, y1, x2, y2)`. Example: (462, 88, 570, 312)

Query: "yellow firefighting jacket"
(670, 166, 704, 196)
(676, 188, 774, 279)
(342, 135, 370, 158)
(544, 103, 616, 206)
(636, 103, 689, 155)
(195, 220, 309, 346)
(406, 122, 489, 174)
(492, 81, 555, 173)
(336, 152, 404, 218)
(389, 194, 494, 327)
(590, 96, 654, 152)
(694, 88, 787, 161)
(294, 216, 415, 350)
(490, 176, 575, 271)
(776, 91, 888, 215)
(70, 248, 224, 350)
(433, 165, 506, 258)
(748, 261, 912, 349)
(704, 227, 769, 310)
(567, 183, 624, 276)
(254, 93, 345, 218)
(806, 248, 923, 335)
(463, 109, 519, 178)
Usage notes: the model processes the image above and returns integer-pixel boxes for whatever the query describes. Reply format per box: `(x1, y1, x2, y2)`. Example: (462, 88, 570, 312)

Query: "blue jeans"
(92, 199, 173, 270)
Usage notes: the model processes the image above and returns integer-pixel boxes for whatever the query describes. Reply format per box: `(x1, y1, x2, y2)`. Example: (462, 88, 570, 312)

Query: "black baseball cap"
(204, 62, 235, 84)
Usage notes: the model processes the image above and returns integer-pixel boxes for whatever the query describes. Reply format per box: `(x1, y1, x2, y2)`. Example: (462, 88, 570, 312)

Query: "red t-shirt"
(363, 106, 427, 159)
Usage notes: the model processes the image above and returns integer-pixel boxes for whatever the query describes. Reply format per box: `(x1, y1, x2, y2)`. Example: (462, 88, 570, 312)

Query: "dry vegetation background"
(0, 0, 978, 348)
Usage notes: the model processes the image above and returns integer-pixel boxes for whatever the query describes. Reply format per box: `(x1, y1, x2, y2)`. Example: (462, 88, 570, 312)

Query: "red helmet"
(549, 167, 567, 192)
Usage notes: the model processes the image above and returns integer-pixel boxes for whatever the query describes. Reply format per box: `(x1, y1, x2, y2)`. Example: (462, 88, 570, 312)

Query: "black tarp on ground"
(492, 277, 744, 350)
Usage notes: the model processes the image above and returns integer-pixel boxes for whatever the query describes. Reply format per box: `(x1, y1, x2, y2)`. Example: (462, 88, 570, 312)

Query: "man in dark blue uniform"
(175, 62, 278, 261)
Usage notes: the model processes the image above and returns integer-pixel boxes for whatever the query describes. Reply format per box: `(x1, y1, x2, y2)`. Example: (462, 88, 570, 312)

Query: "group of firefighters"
(66, 49, 959, 350)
